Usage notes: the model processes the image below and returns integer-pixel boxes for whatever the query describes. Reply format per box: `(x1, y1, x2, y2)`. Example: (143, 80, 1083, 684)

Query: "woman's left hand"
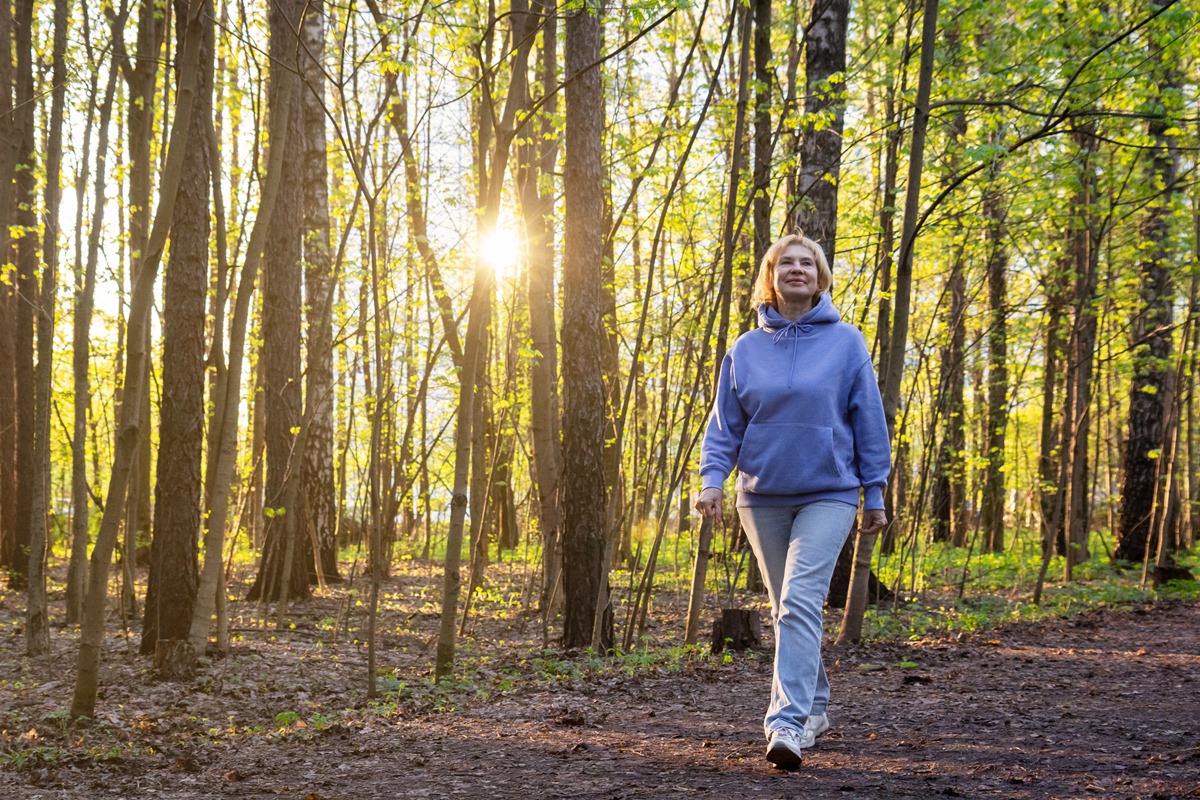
(860, 509, 888, 536)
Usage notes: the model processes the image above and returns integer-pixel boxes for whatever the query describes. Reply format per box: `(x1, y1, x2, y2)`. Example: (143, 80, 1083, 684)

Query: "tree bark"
(300, 0, 340, 584)
(190, 58, 295, 654)
(141, 0, 213, 655)
(514, 0, 562, 618)
(1115, 5, 1181, 564)
(67, 16, 123, 625)
(9, 0, 37, 591)
(930, 109, 967, 548)
(845, 0, 939, 643)
(72, 0, 206, 718)
(0, 0, 17, 580)
(981, 172, 1009, 553)
(26, 0, 68, 656)
(685, 0, 750, 646)
(751, 0, 772, 267)
(247, 0, 311, 603)
(561, 0, 610, 652)
(122, 0, 165, 582)
(791, 0, 849, 260)
(1061, 123, 1101, 579)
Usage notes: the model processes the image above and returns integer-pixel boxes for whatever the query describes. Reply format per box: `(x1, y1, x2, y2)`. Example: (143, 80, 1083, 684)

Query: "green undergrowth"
(3, 526, 1195, 768)
(860, 535, 1200, 642)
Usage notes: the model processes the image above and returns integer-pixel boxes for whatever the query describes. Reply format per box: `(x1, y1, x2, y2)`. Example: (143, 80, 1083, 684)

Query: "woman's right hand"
(695, 487, 724, 519)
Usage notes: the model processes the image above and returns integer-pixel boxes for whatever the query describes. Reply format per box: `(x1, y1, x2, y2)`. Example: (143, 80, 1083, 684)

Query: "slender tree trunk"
(26, 0, 69, 656)
(561, 0, 610, 652)
(844, 0, 939, 644)
(869, 17, 905, 552)
(685, 0, 750, 645)
(10, 0, 37, 591)
(190, 44, 295, 653)
(72, 0, 207, 718)
(1061, 123, 1101, 579)
(791, 0, 849, 259)
(1115, 12, 1181, 563)
(300, 0, 340, 583)
(247, 0, 310, 603)
(433, 0, 537, 670)
(981, 173, 1009, 553)
(123, 0, 164, 582)
(68, 20, 122, 625)
(515, 0, 562, 616)
(141, 0, 213, 655)
(1036, 256, 1067, 584)
(434, 219, 492, 678)
(0, 0, 18, 579)
(751, 0, 772, 266)
(930, 110, 967, 547)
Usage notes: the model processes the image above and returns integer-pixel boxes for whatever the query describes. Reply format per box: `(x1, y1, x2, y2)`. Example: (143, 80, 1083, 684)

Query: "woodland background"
(0, 0, 1199, 723)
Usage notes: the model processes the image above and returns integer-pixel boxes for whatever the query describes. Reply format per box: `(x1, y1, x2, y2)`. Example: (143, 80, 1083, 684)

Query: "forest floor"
(1, 561, 1198, 799)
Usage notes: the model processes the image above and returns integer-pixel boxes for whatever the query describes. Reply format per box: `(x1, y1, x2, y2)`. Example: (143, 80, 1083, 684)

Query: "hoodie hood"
(757, 292, 841, 334)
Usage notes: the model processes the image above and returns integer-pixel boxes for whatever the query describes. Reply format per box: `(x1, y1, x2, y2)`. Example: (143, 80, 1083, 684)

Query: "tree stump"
(154, 639, 196, 681)
(1154, 564, 1196, 587)
(711, 608, 762, 654)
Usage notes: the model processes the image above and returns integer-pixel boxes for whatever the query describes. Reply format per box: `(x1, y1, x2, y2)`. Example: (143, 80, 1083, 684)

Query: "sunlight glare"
(481, 226, 522, 280)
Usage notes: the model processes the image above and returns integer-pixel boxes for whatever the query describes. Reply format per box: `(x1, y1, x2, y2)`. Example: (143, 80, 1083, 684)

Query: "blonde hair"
(750, 232, 832, 310)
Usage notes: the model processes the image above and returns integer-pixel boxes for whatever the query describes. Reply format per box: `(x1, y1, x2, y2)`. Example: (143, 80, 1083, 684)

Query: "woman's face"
(772, 243, 820, 311)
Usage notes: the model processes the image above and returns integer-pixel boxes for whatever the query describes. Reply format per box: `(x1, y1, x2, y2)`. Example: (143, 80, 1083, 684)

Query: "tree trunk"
(871, 17, 905, 551)
(434, 221, 491, 678)
(247, 0, 310, 604)
(981, 173, 1009, 553)
(26, 0, 68, 656)
(685, 0, 750, 645)
(1036, 257, 1068, 584)
(67, 19, 122, 625)
(930, 110, 967, 547)
(9, 0, 37, 592)
(141, 0, 213, 655)
(846, 0, 939, 643)
(1115, 9, 1181, 564)
(791, 0, 849, 259)
(751, 0, 772, 267)
(189, 57, 295, 654)
(1061, 123, 1101, 579)
(515, 0, 562, 617)
(0, 0, 18, 580)
(300, 0, 339, 584)
(561, 0, 610, 652)
(711, 607, 761, 654)
(71, 0, 206, 718)
(123, 0, 164, 585)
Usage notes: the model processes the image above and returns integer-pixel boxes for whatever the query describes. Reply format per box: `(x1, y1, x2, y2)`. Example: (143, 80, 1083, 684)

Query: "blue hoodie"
(700, 294, 891, 510)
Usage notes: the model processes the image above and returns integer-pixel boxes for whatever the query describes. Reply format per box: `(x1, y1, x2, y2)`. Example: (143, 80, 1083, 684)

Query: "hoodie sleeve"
(849, 358, 891, 510)
(699, 350, 746, 491)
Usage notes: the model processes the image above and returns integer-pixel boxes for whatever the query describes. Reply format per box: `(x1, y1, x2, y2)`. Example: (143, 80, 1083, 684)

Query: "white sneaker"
(766, 727, 803, 770)
(799, 712, 830, 749)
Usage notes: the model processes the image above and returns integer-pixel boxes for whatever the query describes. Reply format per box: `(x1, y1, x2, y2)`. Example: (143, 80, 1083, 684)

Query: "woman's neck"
(776, 296, 815, 322)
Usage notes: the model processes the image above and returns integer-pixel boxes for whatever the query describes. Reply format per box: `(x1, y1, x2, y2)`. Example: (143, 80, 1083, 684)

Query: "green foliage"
(273, 710, 301, 728)
(0, 744, 65, 771)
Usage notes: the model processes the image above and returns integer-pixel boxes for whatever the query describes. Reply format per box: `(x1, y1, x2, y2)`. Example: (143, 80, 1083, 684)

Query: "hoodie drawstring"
(771, 321, 813, 388)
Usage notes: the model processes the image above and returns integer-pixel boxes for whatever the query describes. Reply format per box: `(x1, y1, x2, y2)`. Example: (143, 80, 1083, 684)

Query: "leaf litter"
(1, 564, 1197, 799)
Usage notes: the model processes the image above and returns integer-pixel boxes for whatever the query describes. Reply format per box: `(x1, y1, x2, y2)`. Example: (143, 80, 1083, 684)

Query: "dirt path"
(6, 601, 1197, 799)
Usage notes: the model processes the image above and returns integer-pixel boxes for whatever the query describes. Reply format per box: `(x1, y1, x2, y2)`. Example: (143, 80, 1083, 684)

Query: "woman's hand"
(695, 487, 724, 519)
(860, 508, 888, 536)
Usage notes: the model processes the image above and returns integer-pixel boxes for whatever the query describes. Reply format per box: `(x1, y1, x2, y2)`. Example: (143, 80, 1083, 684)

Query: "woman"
(696, 231, 890, 770)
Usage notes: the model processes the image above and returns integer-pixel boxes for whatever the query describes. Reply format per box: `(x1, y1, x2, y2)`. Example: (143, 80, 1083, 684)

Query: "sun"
(480, 226, 522, 280)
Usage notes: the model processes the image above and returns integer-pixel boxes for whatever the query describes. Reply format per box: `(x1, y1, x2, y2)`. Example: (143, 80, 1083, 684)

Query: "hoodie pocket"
(736, 422, 846, 495)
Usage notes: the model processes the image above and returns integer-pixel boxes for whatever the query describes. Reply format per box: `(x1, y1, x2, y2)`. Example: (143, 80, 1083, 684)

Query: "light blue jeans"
(738, 500, 857, 739)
